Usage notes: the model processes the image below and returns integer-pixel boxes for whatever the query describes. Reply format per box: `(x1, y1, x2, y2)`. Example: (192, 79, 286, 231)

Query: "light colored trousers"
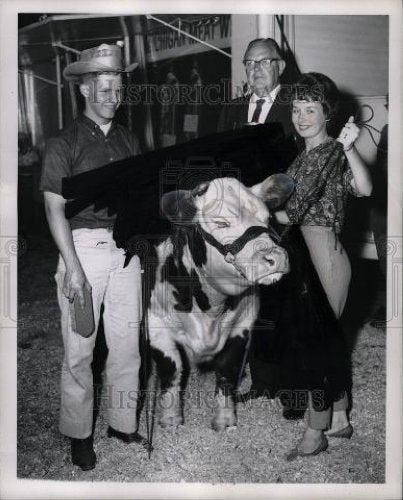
(301, 225, 351, 319)
(301, 225, 351, 429)
(55, 228, 142, 439)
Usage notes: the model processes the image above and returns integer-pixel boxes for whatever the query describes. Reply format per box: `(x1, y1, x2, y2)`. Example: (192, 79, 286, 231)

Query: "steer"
(147, 174, 294, 431)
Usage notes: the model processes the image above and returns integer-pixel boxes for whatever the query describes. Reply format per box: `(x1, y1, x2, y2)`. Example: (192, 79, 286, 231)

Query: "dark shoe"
(107, 426, 152, 450)
(286, 434, 328, 462)
(282, 408, 306, 421)
(325, 424, 353, 439)
(70, 436, 96, 471)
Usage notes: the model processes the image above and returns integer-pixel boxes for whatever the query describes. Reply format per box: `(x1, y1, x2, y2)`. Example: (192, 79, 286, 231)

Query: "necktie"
(251, 98, 265, 123)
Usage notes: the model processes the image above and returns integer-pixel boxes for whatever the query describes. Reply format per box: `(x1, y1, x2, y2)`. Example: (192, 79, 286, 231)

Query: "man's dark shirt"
(40, 114, 140, 229)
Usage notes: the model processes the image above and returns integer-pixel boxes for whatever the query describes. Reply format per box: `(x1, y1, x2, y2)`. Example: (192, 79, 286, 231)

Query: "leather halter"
(195, 223, 281, 267)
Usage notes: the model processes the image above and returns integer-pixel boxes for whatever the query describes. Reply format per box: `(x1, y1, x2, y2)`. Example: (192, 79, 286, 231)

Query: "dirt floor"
(17, 234, 386, 483)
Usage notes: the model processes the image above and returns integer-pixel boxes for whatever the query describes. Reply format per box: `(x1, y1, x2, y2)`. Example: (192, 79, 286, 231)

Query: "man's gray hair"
(244, 38, 283, 59)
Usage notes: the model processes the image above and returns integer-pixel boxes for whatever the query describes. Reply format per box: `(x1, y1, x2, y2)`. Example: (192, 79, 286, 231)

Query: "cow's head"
(160, 175, 294, 291)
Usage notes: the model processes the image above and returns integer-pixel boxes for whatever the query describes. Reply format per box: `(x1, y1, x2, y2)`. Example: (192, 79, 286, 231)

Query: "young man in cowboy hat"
(40, 43, 146, 471)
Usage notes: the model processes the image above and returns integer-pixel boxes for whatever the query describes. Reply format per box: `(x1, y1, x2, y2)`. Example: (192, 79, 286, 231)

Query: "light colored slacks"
(301, 225, 351, 319)
(301, 225, 351, 429)
(55, 228, 142, 439)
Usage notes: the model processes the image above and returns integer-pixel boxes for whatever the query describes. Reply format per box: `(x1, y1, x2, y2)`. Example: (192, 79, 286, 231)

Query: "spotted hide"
(148, 174, 294, 431)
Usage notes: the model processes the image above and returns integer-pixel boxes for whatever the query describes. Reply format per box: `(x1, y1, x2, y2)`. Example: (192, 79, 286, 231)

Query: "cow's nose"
(263, 247, 289, 272)
(265, 255, 276, 268)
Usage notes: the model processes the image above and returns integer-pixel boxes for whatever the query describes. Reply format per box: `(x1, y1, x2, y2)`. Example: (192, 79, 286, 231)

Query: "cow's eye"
(213, 220, 230, 228)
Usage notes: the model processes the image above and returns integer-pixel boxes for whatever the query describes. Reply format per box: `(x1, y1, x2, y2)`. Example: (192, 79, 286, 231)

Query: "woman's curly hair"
(292, 72, 340, 122)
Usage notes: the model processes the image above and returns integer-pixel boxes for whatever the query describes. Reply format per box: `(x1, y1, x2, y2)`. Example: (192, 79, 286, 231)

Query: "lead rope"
(145, 308, 158, 459)
(235, 328, 253, 393)
(140, 261, 157, 459)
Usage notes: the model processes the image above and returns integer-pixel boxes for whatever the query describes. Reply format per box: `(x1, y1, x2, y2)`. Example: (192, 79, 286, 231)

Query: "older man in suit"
(218, 37, 295, 141)
(218, 38, 304, 420)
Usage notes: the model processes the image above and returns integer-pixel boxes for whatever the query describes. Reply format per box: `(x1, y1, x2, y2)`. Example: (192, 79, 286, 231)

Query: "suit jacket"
(217, 86, 301, 170)
(217, 86, 294, 134)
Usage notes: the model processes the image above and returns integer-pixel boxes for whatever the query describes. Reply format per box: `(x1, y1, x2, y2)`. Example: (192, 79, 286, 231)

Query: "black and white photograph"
(0, 1, 402, 499)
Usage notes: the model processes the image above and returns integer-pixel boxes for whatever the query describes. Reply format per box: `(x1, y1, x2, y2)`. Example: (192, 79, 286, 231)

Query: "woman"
(275, 73, 372, 459)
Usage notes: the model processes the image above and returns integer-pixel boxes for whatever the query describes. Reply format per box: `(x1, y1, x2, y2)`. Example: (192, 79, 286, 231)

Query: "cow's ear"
(160, 190, 197, 224)
(251, 173, 294, 210)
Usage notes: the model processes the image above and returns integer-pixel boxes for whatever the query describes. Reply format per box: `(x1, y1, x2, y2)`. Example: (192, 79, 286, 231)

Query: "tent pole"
(65, 52, 78, 119)
(52, 42, 81, 55)
(27, 70, 37, 146)
(133, 16, 154, 151)
(55, 52, 63, 130)
(120, 17, 132, 132)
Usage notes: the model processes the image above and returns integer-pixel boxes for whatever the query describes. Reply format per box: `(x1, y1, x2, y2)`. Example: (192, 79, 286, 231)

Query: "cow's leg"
(212, 330, 249, 431)
(151, 336, 184, 427)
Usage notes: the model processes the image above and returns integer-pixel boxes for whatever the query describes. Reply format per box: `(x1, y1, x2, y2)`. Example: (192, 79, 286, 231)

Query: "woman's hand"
(337, 116, 360, 151)
(336, 116, 373, 197)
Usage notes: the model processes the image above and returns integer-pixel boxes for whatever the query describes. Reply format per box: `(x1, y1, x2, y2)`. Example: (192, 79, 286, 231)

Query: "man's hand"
(63, 261, 91, 307)
(43, 191, 92, 308)
(337, 116, 360, 151)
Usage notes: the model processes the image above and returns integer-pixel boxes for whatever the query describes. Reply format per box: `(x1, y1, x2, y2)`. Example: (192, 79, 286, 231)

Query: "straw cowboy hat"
(63, 43, 138, 82)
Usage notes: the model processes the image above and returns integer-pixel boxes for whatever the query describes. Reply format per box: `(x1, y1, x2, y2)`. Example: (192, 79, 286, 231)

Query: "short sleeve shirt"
(285, 138, 357, 234)
(40, 115, 141, 229)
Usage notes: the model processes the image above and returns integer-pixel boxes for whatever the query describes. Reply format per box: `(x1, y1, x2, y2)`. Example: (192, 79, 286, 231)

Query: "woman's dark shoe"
(286, 434, 328, 462)
(70, 436, 96, 471)
(107, 426, 152, 450)
(325, 424, 353, 439)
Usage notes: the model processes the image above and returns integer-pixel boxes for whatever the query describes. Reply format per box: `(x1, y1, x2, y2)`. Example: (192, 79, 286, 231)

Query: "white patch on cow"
(211, 390, 237, 431)
(158, 390, 183, 427)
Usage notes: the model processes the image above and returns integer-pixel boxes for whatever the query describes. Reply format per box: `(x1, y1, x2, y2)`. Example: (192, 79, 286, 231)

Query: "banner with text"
(146, 15, 231, 62)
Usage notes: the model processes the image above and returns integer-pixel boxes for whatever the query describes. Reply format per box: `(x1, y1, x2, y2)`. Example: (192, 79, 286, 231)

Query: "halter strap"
(196, 223, 278, 265)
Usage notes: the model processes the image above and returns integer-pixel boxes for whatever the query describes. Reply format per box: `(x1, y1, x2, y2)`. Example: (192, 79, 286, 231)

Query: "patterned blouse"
(285, 137, 357, 234)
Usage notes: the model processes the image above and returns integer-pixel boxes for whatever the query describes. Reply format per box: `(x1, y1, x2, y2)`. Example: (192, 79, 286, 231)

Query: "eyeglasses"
(243, 58, 280, 70)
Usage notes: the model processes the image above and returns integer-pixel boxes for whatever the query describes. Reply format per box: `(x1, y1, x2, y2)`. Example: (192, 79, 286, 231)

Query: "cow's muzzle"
(256, 245, 289, 284)
(230, 243, 289, 285)
(263, 246, 289, 273)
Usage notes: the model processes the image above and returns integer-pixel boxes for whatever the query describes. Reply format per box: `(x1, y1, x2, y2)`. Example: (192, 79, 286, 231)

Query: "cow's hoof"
(159, 415, 184, 428)
(211, 415, 237, 432)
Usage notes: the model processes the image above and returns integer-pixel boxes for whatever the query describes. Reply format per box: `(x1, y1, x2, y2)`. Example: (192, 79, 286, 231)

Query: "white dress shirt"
(99, 121, 112, 136)
(247, 85, 281, 124)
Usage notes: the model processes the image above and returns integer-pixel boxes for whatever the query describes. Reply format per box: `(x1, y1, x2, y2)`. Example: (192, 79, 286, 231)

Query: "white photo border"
(1, 0, 401, 499)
